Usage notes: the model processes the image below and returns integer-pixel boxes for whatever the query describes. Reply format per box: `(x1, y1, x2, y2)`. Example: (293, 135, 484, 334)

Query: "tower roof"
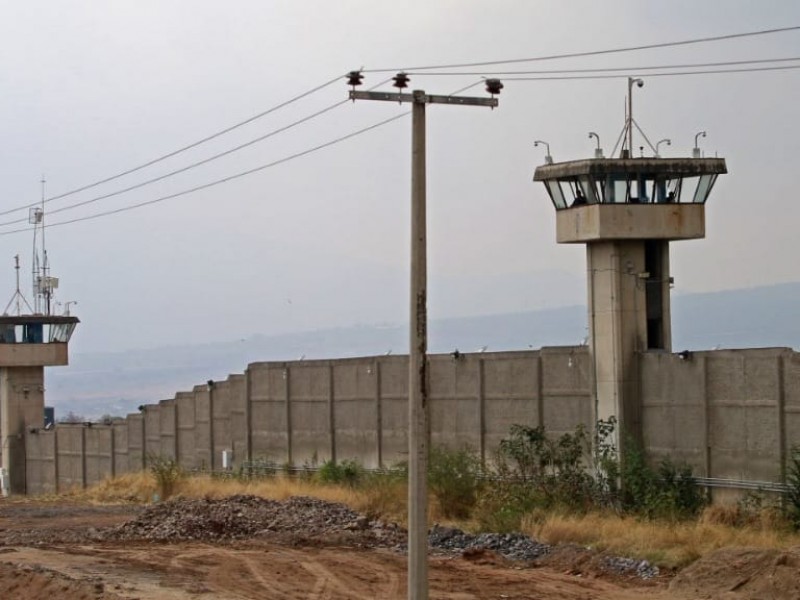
(534, 157, 727, 181)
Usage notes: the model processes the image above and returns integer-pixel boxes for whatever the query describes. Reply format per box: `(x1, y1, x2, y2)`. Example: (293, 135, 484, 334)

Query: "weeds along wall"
(22, 346, 800, 496)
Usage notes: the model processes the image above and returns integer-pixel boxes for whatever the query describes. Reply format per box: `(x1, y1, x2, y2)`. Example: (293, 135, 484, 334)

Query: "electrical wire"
(0, 78, 394, 227)
(0, 74, 346, 218)
(0, 111, 410, 237)
(0, 99, 351, 227)
(499, 63, 800, 81)
(364, 25, 800, 72)
(0, 79, 488, 236)
(403, 56, 800, 76)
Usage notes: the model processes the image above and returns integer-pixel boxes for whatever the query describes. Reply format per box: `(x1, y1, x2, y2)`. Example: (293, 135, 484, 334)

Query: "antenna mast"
(3, 255, 34, 316)
(29, 175, 57, 315)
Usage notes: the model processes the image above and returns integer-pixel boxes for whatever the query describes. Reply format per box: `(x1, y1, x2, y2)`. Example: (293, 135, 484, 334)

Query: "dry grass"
(78, 472, 800, 570)
(524, 508, 800, 569)
(80, 472, 408, 519)
(79, 472, 157, 504)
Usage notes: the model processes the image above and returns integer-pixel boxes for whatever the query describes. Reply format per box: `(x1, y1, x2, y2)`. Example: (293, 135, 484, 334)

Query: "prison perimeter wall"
(22, 346, 800, 496)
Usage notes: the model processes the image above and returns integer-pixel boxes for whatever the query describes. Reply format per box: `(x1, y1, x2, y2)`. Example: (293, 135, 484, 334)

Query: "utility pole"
(348, 71, 501, 600)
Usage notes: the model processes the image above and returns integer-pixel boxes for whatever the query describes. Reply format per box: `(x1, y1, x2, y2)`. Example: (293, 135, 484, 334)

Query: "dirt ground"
(0, 498, 795, 600)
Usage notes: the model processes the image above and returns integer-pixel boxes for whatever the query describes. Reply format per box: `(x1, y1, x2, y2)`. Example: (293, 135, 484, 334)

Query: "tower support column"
(0, 366, 45, 494)
(587, 238, 671, 450)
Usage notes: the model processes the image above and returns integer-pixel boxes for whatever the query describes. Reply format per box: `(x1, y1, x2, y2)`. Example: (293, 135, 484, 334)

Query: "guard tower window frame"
(534, 158, 727, 211)
(693, 174, 718, 204)
(545, 180, 568, 210)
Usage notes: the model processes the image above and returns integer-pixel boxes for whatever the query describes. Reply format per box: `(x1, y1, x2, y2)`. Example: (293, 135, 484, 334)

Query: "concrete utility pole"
(349, 73, 500, 600)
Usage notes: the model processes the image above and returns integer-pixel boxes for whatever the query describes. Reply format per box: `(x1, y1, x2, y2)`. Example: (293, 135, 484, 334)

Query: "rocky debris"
(1, 496, 661, 582)
(601, 556, 659, 580)
(103, 495, 405, 547)
(426, 525, 551, 561)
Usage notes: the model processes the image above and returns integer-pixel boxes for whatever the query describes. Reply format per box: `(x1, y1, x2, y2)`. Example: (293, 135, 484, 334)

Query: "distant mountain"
(47, 282, 800, 418)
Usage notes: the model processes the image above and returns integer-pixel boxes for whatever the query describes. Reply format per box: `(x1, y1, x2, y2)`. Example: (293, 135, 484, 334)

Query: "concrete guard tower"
(534, 130, 726, 454)
(0, 192, 79, 495)
(0, 314, 78, 494)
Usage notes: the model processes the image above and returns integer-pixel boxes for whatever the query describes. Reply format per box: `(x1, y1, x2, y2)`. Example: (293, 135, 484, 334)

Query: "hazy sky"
(1, 1, 799, 353)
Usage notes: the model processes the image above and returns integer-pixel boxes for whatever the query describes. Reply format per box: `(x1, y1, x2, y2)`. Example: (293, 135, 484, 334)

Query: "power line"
(0, 80, 486, 236)
(0, 74, 345, 218)
(0, 78, 394, 227)
(0, 110, 411, 237)
(404, 56, 800, 76)
(500, 63, 800, 81)
(0, 98, 351, 227)
(365, 25, 800, 72)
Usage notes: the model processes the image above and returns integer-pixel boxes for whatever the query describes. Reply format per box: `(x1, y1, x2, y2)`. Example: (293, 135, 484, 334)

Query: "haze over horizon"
(1, 2, 799, 355)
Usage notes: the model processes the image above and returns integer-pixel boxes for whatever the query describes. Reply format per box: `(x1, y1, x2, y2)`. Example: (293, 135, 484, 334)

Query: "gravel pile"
(601, 556, 660, 580)
(426, 525, 550, 561)
(104, 495, 397, 544)
(98, 495, 658, 581)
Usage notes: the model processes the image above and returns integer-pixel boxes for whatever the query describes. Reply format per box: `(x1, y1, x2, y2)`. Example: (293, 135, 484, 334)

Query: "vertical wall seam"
(702, 355, 711, 479)
(329, 364, 336, 463)
(285, 366, 292, 466)
(81, 426, 87, 490)
(536, 354, 544, 428)
(53, 428, 59, 494)
(376, 360, 383, 469)
(110, 426, 116, 479)
(478, 358, 485, 465)
(778, 355, 787, 482)
(245, 368, 253, 463)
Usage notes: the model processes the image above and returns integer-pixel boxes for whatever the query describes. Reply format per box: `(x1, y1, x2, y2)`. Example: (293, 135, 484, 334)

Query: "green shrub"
(316, 459, 364, 487)
(494, 423, 602, 511)
(427, 446, 483, 519)
(147, 455, 184, 500)
(620, 443, 706, 520)
(786, 446, 800, 528)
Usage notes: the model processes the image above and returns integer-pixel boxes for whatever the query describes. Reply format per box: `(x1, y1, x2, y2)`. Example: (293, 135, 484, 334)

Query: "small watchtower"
(533, 80, 726, 452)
(0, 194, 78, 495)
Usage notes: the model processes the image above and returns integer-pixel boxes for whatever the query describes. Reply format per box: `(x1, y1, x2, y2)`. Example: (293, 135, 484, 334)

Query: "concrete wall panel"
(84, 426, 114, 486)
(113, 421, 129, 476)
(249, 364, 289, 464)
(193, 386, 212, 469)
(56, 425, 84, 491)
(143, 404, 161, 462)
(289, 364, 332, 466)
(333, 361, 378, 467)
(25, 430, 56, 495)
(159, 399, 177, 460)
(640, 353, 706, 469)
(229, 374, 247, 468)
(175, 391, 196, 469)
(212, 381, 232, 469)
(126, 414, 145, 471)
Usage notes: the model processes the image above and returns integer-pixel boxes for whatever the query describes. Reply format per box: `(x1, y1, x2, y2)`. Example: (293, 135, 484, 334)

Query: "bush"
(786, 446, 800, 528)
(495, 423, 601, 511)
(147, 455, 184, 500)
(427, 446, 483, 519)
(620, 443, 706, 520)
(316, 459, 364, 487)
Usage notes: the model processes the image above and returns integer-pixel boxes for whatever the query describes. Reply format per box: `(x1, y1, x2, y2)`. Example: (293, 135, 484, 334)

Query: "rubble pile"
(426, 525, 550, 561)
(105, 495, 404, 545)
(98, 495, 659, 580)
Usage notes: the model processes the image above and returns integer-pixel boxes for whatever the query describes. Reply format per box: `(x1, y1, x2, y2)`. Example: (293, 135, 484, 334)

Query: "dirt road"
(0, 499, 685, 600)
(0, 542, 681, 600)
(4, 494, 799, 599)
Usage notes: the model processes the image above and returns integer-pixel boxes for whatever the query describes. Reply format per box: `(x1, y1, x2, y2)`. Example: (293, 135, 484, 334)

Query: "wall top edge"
(244, 346, 588, 370)
(643, 346, 796, 358)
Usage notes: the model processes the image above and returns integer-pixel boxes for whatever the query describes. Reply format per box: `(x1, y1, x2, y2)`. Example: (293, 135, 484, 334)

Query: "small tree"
(57, 411, 86, 424)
